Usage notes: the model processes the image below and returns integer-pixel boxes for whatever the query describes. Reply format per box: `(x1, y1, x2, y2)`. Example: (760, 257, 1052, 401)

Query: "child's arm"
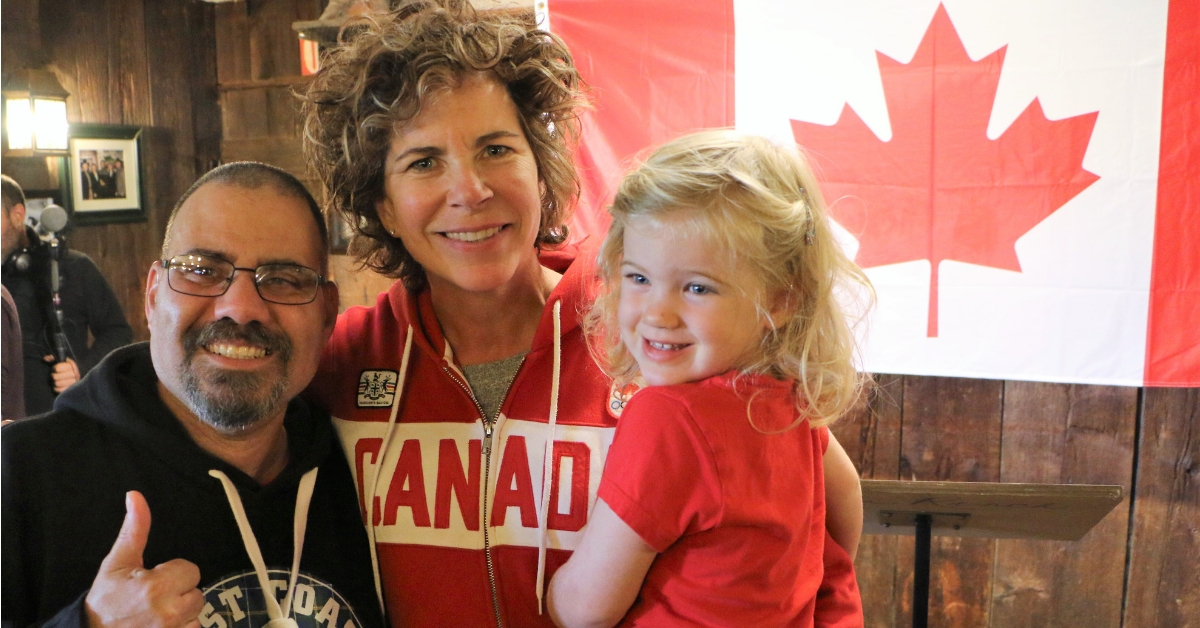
(547, 499, 658, 628)
(823, 432, 863, 560)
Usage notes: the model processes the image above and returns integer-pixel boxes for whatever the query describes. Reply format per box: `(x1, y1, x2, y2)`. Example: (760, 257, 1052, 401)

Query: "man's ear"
(144, 262, 162, 322)
(11, 203, 27, 226)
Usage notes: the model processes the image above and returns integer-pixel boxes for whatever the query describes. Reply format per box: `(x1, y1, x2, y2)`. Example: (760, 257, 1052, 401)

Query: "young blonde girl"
(548, 130, 872, 627)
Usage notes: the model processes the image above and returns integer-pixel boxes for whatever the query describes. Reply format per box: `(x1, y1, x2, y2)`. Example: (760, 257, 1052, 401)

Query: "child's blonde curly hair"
(585, 130, 874, 428)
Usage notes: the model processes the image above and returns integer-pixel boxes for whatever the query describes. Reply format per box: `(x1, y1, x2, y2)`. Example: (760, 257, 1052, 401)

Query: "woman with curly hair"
(302, 2, 618, 626)
(302, 2, 863, 626)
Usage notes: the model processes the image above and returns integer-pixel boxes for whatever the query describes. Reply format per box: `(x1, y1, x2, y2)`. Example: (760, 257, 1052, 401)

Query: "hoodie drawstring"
(208, 467, 318, 628)
(364, 304, 562, 617)
(536, 299, 563, 614)
(365, 324, 414, 617)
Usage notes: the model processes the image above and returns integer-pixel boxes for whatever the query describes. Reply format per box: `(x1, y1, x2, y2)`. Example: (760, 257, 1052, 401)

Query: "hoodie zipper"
(442, 356, 526, 628)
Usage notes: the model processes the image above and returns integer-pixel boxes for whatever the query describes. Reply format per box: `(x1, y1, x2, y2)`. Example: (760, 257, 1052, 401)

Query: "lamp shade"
(3, 69, 70, 155)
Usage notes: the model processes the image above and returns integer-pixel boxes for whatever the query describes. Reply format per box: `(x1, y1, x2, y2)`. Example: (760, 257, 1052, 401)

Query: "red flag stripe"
(1145, 0, 1200, 386)
(554, 0, 735, 241)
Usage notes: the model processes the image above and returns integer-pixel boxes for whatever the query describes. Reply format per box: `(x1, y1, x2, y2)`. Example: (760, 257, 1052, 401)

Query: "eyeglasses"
(161, 254, 326, 305)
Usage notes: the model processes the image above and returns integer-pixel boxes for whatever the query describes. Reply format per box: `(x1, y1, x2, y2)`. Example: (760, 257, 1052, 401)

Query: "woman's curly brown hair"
(301, 0, 587, 291)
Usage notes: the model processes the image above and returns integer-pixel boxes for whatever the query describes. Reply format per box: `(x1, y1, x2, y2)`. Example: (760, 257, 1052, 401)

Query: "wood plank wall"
(215, 0, 319, 181)
(211, 0, 395, 305)
(0, 0, 221, 342)
(830, 379, 1200, 627)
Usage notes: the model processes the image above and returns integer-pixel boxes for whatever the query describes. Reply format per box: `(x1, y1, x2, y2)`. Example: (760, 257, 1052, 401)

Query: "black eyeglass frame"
(159, 255, 328, 305)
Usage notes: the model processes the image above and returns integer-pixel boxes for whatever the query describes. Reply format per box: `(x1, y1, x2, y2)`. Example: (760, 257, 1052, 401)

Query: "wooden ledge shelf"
(861, 479, 1124, 627)
(862, 479, 1124, 541)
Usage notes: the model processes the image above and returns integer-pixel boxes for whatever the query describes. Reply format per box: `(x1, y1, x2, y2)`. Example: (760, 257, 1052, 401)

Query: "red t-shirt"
(599, 371, 830, 627)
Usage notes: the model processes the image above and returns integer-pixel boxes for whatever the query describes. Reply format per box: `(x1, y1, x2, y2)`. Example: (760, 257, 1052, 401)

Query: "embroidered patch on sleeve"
(607, 380, 641, 419)
(357, 370, 399, 408)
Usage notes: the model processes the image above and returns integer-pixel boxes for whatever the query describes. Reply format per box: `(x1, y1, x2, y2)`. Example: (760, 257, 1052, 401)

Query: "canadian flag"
(550, 0, 1199, 387)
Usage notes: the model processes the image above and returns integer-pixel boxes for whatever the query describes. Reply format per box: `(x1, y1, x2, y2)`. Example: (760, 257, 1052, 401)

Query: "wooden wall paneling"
(47, 0, 116, 124)
(219, 89, 248, 142)
(898, 376, 1003, 628)
(1123, 388, 1200, 628)
(115, 0, 173, 339)
(216, 0, 318, 84)
(221, 137, 309, 176)
(250, 0, 308, 80)
(223, 88, 272, 139)
(1, 0, 41, 70)
(187, 2, 224, 176)
(111, 0, 152, 124)
(266, 86, 303, 137)
(991, 382, 1137, 627)
(215, 3, 253, 83)
(216, 1, 320, 170)
(103, 0, 155, 338)
(833, 374, 904, 479)
(831, 373, 904, 628)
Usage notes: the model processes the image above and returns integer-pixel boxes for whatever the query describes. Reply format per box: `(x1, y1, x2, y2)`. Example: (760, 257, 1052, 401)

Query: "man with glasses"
(2, 162, 385, 628)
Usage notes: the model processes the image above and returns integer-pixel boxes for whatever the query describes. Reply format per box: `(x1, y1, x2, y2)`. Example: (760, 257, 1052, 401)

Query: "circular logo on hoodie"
(199, 569, 364, 628)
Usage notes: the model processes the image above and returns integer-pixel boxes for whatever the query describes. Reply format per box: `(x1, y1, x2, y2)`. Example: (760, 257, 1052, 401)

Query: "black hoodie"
(1, 343, 385, 628)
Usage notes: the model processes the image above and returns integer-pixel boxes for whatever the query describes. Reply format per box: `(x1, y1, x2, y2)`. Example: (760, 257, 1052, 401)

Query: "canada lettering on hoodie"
(309, 245, 623, 627)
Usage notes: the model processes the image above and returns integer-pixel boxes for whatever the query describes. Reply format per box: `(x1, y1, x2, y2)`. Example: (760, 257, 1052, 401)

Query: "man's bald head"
(164, 162, 329, 269)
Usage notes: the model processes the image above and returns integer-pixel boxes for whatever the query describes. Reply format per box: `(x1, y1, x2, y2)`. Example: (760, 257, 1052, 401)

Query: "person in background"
(1, 174, 132, 415)
(301, 2, 864, 626)
(2, 162, 385, 628)
(95, 161, 117, 199)
(87, 161, 102, 200)
(113, 159, 126, 198)
(548, 131, 870, 627)
(79, 161, 94, 200)
(2, 284, 24, 421)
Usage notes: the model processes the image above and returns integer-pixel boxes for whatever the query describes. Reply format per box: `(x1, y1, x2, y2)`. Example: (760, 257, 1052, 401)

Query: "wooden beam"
(1123, 388, 1200, 627)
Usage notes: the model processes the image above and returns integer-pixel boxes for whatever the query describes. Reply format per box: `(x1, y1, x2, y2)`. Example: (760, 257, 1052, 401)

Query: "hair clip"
(798, 190, 816, 245)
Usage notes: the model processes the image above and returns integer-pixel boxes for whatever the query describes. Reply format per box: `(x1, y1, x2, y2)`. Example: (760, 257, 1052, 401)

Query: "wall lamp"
(2, 69, 70, 155)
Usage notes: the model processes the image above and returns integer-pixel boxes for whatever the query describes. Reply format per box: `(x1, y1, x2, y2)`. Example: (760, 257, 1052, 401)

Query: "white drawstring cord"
(282, 468, 318, 614)
(365, 324, 414, 617)
(209, 467, 318, 628)
(535, 299, 563, 614)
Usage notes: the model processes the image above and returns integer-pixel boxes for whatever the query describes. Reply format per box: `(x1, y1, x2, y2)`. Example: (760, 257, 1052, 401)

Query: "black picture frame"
(66, 124, 147, 225)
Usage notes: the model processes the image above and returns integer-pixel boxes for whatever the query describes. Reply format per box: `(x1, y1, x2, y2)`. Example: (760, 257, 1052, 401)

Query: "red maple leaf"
(791, 4, 1099, 337)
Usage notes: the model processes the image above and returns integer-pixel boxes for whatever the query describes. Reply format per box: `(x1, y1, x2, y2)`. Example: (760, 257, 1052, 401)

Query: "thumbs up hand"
(84, 491, 205, 628)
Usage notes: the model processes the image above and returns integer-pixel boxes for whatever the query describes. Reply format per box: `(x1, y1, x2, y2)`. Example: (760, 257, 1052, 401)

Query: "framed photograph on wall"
(67, 124, 146, 225)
